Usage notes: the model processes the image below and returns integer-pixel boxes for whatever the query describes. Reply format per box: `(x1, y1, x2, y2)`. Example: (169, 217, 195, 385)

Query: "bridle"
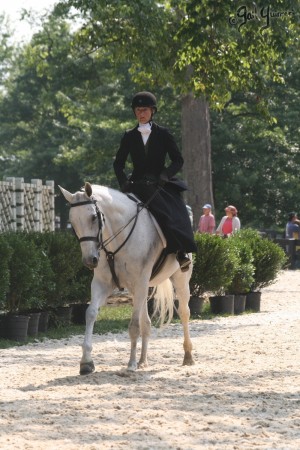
(70, 196, 143, 290)
(69, 185, 162, 289)
(70, 199, 104, 248)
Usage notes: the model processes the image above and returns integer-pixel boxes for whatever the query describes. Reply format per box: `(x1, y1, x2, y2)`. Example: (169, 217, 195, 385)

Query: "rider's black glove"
(158, 170, 169, 187)
(121, 180, 131, 193)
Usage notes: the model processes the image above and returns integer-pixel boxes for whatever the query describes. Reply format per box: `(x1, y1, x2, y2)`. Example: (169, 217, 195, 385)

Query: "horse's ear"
(58, 185, 74, 204)
(85, 182, 92, 197)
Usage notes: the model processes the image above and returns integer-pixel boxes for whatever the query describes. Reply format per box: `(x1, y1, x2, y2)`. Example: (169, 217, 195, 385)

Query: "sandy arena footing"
(0, 270, 299, 449)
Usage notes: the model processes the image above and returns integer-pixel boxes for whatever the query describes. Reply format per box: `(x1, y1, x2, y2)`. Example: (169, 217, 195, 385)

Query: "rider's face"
(134, 107, 153, 124)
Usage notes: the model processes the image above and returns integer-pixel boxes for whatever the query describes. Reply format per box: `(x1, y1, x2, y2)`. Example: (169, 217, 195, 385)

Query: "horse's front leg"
(171, 271, 195, 366)
(80, 276, 112, 375)
(127, 285, 149, 371)
(138, 300, 151, 369)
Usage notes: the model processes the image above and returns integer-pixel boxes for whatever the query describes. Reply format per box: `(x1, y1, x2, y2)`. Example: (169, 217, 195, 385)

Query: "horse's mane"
(89, 184, 121, 198)
(84, 184, 137, 214)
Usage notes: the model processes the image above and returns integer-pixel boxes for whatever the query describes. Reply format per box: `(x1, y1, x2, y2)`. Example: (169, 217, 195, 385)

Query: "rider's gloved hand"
(158, 170, 169, 187)
(121, 180, 132, 193)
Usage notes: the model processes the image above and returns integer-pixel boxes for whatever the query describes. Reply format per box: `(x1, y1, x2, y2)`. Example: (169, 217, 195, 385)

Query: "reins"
(70, 183, 162, 290)
(102, 182, 161, 248)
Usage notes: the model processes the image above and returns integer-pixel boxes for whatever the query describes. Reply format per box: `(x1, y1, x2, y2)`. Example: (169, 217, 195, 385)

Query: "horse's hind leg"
(80, 277, 111, 375)
(138, 302, 151, 369)
(127, 285, 149, 371)
(171, 271, 195, 366)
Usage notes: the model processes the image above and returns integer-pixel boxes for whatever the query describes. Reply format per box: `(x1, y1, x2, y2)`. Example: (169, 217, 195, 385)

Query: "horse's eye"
(92, 214, 97, 222)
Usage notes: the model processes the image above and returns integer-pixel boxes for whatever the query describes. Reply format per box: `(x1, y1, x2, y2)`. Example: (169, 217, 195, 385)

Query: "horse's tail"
(151, 278, 174, 327)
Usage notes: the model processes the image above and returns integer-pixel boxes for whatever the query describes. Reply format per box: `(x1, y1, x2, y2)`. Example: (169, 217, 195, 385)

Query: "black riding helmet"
(131, 91, 157, 113)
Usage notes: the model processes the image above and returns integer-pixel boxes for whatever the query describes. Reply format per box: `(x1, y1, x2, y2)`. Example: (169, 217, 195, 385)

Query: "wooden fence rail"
(0, 177, 55, 232)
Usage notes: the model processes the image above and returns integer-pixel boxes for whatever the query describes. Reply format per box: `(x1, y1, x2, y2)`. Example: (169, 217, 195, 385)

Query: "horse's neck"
(95, 188, 138, 245)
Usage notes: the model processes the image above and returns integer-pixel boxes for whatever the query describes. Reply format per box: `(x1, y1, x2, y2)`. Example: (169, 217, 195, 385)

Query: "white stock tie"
(138, 123, 152, 145)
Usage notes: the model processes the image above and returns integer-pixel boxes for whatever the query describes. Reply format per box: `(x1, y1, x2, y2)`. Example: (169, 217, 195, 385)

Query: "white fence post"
(0, 177, 55, 232)
(1, 177, 17, 231)
(46, 180, 55, 232)
(15, 178, 25, 231)
(32, 179, 43, 232)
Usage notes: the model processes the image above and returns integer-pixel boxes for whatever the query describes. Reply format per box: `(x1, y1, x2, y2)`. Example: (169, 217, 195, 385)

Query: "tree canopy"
(176, 0, 298, 107)
(0, 2, 299, 230)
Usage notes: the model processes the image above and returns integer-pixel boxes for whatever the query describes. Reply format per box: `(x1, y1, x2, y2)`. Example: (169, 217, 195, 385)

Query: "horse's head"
(59, 182, 102, 269)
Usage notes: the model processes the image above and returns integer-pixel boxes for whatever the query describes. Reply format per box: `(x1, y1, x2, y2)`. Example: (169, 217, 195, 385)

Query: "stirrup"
(176, 252, 191, 272)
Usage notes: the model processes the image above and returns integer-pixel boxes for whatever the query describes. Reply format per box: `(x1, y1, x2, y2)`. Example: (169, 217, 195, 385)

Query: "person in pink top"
(198, 203, 215, 234)
(216, 205, 241, 237)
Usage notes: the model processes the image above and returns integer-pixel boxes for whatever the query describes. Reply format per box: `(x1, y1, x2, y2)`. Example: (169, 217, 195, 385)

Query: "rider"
(113, 91, 196, 271)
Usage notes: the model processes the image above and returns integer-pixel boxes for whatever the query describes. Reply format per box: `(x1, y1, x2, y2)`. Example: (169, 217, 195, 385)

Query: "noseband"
(70, 199, 104, 248)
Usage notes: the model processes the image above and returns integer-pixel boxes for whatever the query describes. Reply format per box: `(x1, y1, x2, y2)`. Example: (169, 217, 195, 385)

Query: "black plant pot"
(38, 311, 50, 333)
(57, 306, 73, 325)
(209, 295, 234, 315)
(246, 292, 261, 312)
(71, 303, 89, 325)
(7, 315, 30, 342)
(189, 296, 205, 316)
(234, 294, 246, 314)
(50, 306, 73, 327)
(0, 314, 9, 338)
(27, 312, 41, 337)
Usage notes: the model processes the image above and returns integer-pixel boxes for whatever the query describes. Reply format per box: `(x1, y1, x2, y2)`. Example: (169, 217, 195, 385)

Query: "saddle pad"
(147, 210, 167, 249)
(127, 193, 167, 248)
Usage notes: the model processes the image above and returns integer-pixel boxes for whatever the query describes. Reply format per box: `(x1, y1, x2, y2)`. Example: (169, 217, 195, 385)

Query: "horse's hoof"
(183, 356, 195, 366)
(127, 364, 137, 372)
(138, 361, 148, 369)
(80, 361, 95, 375)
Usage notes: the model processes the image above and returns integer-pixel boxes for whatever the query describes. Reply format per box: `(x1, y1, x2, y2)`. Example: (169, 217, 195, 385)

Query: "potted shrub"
(69, 266, 93, 324)
(0, 235, 12, 338)
(238, 229, 287, 311)
(4, 232, 44, 341)
(225, 234, 255, 314)
(190, 233, 239, 315)
(207, 236, 240, 315)
(25, 232, 56, 333)
(44, 231, 83, 326)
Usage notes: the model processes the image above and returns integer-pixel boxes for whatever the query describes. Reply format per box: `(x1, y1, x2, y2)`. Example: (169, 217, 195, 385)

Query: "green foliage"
(3, 232, 50, 313)
(56, 0, 177, 86)
(176, 0, 298, 108)
(68, 266, 93, 304)
(0, 231, 90, 314)
(190, 229, 286, 297)
(238, 229, 287, 291)
(225, 233, 254, 294)
(0, 1, 299, 231)
(190, 232, 239, 296)
(0, 235, 12, 310)
(0, 10, 181, 226)
(211, 54, 300, 229)
(25, 232, 57, 310)
(40, 231, 83, 307)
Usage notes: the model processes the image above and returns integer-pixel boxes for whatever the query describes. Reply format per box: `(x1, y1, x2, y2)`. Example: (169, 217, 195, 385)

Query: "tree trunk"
(181, 94, 214, 230)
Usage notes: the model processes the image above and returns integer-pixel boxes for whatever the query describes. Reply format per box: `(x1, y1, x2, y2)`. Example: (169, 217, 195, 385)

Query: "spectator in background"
(198, 203, 215, 234)
(216, 205, 240, 237)
(285, 212, 300, 239)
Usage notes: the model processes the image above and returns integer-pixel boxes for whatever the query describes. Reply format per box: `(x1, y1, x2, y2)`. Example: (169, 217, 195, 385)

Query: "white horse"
(59, 182, 194, 375)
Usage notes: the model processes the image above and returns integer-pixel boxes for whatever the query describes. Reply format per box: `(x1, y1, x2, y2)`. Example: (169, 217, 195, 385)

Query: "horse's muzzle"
(83, 255, 99, 270)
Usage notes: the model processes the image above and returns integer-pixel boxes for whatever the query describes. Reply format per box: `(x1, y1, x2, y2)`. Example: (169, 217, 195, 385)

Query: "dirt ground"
(0, 270, 299, 450)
